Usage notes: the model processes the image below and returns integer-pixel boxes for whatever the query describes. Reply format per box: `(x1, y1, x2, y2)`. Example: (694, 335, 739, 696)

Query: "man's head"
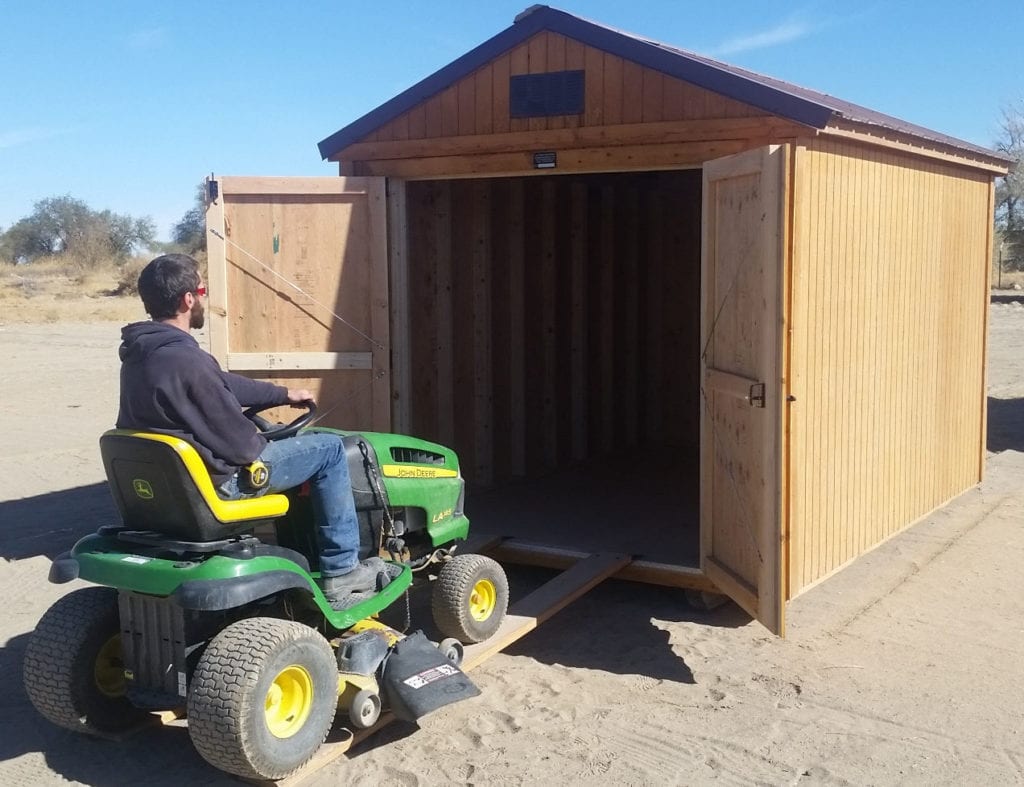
(138, 254, 206, 329)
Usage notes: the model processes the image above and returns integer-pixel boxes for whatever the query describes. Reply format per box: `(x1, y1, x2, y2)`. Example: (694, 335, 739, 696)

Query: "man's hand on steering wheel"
(286, 388, 315, 406)
(244, 397, 317, 441)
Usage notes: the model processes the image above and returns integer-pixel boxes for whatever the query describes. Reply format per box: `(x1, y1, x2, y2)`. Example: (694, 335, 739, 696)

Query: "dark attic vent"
(510, 70, 585, 118)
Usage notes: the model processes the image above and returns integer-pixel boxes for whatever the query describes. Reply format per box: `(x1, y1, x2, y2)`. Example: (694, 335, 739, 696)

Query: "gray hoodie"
(116, 321, 287, 486)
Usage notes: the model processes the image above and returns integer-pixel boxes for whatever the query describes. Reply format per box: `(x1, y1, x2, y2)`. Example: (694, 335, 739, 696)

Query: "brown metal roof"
(318, 5, 1010, 166)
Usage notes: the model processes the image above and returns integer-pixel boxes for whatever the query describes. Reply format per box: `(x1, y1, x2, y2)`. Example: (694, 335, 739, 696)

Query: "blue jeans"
(220, 433, 360, 577)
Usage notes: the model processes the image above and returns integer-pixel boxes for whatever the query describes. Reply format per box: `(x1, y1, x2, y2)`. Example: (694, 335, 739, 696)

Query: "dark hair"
(138, 254, 200, 319)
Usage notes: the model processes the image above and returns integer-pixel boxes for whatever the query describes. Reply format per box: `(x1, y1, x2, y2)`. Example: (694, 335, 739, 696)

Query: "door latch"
(748, 382, 766, 408)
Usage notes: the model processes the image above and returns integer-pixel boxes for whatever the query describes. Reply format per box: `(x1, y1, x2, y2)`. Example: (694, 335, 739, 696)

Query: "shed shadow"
(987, 396, 1024, 453)
(401, 564, 747, 686)
(499, 567, 745, 684)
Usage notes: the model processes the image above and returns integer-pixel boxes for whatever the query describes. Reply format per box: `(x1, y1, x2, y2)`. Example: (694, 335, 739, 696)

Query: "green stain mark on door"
(273, 234, 280, 253)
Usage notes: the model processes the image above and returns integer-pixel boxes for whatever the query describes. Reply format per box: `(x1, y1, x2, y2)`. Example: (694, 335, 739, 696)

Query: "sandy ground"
(2, 305, 1024, 786)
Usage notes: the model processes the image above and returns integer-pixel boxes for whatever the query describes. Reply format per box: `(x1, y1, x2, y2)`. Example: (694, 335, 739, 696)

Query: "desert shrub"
(113, 256, 150, 296)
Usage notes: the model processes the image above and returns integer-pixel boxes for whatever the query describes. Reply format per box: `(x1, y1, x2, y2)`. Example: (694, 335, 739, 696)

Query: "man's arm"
(224, 370, 315, 409)
(221, 370, 288, 409)
(220, 371, 315, 409)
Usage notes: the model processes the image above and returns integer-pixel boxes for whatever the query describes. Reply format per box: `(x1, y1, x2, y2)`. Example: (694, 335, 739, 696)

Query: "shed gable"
(342, 31, 772, 151)
(320, 6, 1009, 175)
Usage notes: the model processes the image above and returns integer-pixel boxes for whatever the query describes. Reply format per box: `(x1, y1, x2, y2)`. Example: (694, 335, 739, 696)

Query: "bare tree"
(171, 182, 207, 255)
(995, 101, 1024, 269)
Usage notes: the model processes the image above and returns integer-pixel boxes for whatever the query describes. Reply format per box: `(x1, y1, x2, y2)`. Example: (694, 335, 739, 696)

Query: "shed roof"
(318, 5, 1010, 166)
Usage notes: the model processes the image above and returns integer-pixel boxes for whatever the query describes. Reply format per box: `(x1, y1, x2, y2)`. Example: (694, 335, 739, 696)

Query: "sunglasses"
(195, 285, 207, 297)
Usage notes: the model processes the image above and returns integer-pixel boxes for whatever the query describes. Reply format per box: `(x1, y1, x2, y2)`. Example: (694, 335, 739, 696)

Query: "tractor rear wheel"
(432, 554, 509, 644)
(187, 617, 338, 781)
(23, 586, 147, 734)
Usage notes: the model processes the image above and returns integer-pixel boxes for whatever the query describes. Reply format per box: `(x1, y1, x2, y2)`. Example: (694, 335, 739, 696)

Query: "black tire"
(23, 586, 147, 734)
(187, 617, 338, 781)
(431, 554, 509, 644)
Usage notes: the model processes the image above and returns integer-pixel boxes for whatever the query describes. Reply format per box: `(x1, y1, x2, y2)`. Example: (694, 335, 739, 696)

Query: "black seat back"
(100, 431, 280, 542)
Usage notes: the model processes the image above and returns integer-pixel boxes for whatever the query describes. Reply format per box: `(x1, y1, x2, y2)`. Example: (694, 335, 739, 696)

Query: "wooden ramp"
(274, 552, 631, 786)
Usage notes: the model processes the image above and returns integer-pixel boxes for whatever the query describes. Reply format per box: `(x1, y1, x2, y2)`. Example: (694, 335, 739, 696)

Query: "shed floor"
(465, 449, 700, 567)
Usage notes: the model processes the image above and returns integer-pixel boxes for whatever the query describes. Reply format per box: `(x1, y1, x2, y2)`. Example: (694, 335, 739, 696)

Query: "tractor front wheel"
(432, 554, 509, 644)
(23, 586, 147, 734)
(187, 617, 338, 781)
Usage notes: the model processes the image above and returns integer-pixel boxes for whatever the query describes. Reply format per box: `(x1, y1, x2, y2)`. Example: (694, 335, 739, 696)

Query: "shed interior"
(401, 169, 704, 566)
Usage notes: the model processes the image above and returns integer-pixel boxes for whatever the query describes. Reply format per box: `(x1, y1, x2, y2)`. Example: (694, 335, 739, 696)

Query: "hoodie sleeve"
(221, 370, 289, 408)
(169, 359, 273, 467)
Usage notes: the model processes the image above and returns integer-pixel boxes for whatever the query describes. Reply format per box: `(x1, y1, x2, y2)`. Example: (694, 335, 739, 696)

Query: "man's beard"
(189, 298, 205, 329)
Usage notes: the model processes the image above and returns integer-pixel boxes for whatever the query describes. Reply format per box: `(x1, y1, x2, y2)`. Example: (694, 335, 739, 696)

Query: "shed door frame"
(699, 145, 788, 634)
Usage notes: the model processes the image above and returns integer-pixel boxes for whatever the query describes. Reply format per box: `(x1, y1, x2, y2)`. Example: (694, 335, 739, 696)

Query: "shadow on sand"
(1, 483, 115, 562)
(987, 396, 1024, 453)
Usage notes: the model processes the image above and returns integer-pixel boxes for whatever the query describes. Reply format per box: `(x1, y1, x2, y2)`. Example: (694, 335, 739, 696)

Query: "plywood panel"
(403, 172, 702, 486)
(210, 177, 390, 432)
(787, 139, 991, 597)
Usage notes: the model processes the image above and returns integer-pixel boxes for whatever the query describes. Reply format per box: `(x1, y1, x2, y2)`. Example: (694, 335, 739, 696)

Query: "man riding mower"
(22, 403, 509, 781)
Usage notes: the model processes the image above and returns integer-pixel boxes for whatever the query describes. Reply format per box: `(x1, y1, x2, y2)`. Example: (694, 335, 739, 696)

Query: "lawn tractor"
(22, 404, 508, 781)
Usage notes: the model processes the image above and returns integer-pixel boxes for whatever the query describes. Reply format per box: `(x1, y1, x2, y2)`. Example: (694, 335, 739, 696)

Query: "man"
(117, 253, 393, 609)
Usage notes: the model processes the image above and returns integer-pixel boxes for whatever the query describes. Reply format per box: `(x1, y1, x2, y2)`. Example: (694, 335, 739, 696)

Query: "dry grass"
(993, 268, 1024, 291)
(0, 257, 146, 324)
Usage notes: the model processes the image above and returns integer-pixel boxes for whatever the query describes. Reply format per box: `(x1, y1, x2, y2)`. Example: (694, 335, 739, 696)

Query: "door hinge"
(748, 382, 766, 408)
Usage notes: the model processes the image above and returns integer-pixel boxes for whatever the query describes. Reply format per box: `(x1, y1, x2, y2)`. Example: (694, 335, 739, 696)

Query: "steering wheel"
(243, 401, 317, 441)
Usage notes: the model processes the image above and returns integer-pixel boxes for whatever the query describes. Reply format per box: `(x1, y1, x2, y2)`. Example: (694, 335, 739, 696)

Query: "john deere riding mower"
(23, 405, 508, 780)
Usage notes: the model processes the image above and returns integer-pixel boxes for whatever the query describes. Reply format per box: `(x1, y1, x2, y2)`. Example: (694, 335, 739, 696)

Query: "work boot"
(321, 558, 400, 610)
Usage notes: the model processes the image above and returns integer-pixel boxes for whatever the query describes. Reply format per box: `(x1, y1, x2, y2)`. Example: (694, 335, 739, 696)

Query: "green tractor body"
(25, 422, 508, 781)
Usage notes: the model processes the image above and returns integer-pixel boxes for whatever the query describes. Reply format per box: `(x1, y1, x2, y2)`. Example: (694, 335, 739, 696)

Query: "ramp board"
(270, 552, 631, 786)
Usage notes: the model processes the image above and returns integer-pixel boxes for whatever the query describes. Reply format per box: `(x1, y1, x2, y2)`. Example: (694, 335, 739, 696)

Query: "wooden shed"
(205, 6, 1012, 634)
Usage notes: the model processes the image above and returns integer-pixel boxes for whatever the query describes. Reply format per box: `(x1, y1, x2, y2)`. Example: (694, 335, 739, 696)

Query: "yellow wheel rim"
(94, 634, 126, 698)
(265, 665, 314, 739)
(469, 579, 497, 622)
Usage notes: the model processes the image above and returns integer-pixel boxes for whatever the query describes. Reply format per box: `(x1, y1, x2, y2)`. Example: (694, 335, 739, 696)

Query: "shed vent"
(510, 70, 585, 118)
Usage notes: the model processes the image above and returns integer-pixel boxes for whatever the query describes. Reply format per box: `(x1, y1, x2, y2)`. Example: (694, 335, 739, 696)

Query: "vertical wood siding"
(788, 139, 991, 597)
(404, 172, 702, 486)
(367, 32, 768, 143)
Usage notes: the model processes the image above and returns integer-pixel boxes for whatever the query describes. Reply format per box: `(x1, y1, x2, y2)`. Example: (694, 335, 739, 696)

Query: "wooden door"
(205, 176, 391, 432)
(700, 146, 787, 634)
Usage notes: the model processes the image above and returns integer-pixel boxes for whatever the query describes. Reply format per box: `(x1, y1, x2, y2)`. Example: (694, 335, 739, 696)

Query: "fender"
(172, 570, 315, 611)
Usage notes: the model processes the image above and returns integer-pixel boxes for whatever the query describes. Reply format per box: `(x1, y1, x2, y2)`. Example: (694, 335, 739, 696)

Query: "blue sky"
(2, 1, 1021, 241)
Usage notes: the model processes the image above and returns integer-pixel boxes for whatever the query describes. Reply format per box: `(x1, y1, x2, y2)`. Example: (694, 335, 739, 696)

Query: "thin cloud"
(711, 19, 813, 56)
(127, 27, 167, 51)
(0, 127, 64, 150)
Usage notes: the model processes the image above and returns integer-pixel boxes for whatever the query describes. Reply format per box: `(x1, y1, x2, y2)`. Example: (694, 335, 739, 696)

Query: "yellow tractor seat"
(99, 430, 289, 542)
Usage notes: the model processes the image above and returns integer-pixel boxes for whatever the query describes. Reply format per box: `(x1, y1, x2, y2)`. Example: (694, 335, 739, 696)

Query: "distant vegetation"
(0, 185, 208, 300)
(995, 101, 1024, 273)
(0, 183, 207, 267)
(0, 196, 155, 269)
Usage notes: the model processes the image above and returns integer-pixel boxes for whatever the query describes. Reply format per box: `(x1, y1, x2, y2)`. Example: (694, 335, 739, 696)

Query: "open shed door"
(206, 176, 391, 431)
(700, 146, 787, 634)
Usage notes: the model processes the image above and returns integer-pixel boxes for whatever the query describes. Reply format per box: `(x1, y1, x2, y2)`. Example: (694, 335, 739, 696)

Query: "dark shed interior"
(402, 169, 704, 565)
